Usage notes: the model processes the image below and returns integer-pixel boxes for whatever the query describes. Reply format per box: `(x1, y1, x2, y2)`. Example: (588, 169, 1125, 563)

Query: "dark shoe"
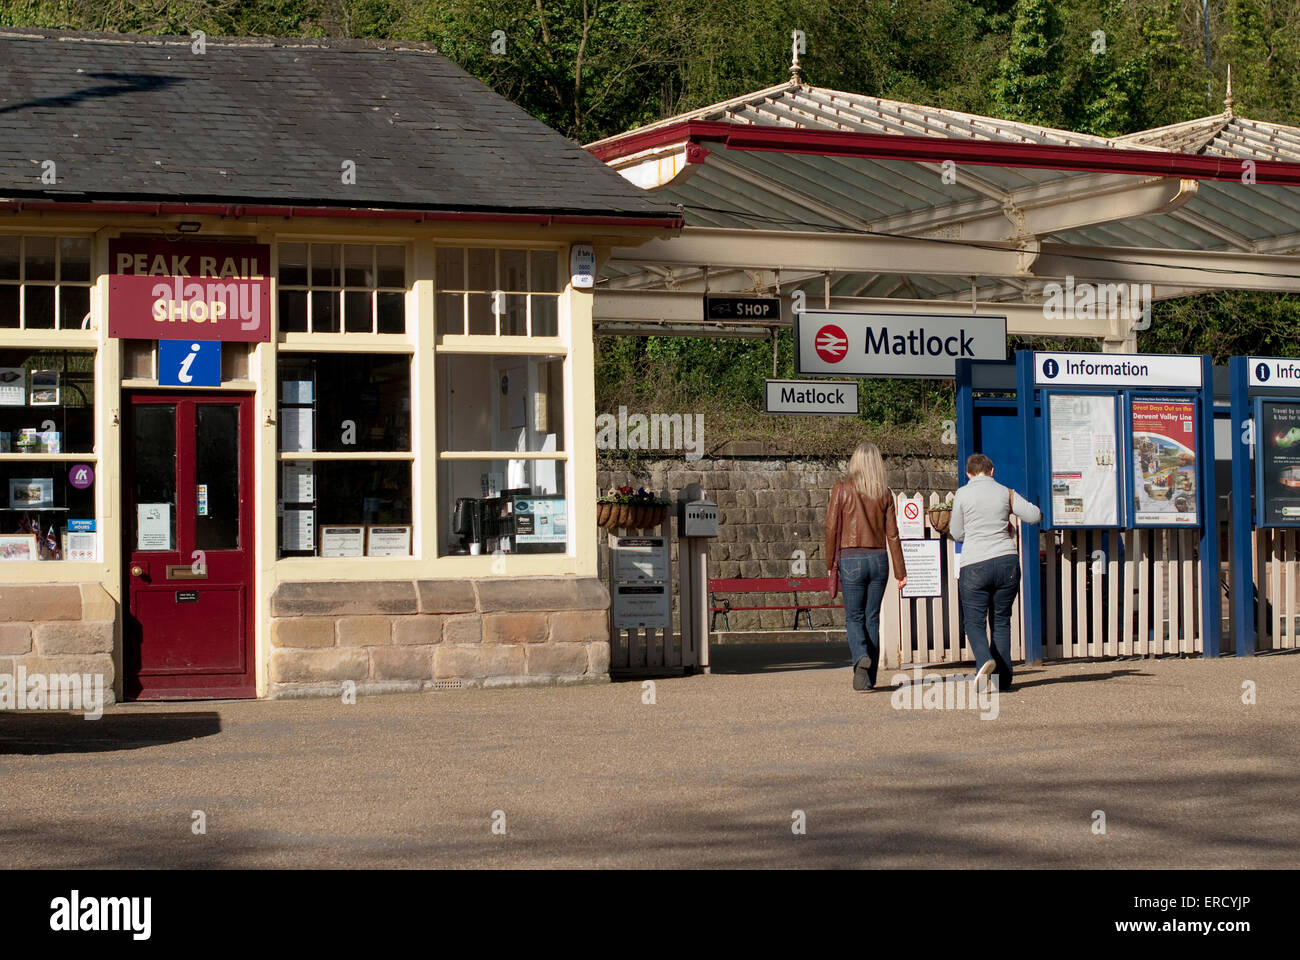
(853, 656, 873, 691)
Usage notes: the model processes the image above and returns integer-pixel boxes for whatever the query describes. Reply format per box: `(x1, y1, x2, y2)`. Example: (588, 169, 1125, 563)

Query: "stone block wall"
(598, 449, 958, 631)
(0, 583, 118, 706)
(268, 576, 610, 698)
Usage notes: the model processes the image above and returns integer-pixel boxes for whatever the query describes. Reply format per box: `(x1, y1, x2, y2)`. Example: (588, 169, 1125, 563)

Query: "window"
(436, 353, 568, 556)
(0, 236, 93, 331)
(0, 348, 98, 562)
(277, 243, 407, 335)
(436, 246, 561, 337)
(276, 354, 413, 557)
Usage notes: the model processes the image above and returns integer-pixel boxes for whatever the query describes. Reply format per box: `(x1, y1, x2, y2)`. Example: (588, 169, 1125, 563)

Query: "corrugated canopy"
(589, 79, 1300, 341)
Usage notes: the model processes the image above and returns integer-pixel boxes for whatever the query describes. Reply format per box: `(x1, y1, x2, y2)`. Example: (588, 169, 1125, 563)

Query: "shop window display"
(0, 348, 97, 561)
(276, 353, 413, 557)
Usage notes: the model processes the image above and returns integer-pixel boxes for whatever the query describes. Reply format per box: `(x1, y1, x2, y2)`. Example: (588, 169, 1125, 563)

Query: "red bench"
(709, 576, 837, 631)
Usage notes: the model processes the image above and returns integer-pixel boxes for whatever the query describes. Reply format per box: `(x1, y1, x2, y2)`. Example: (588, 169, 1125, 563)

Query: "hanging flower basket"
(929, 499, 954, 536)
(598, 487, 672, 531)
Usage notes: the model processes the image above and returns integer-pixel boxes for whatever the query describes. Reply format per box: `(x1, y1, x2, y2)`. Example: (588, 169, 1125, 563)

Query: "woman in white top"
(950, 453, 1042, 692)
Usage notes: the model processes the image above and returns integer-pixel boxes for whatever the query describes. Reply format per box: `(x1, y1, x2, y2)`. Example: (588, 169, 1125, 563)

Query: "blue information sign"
(159, 340, 221, 387)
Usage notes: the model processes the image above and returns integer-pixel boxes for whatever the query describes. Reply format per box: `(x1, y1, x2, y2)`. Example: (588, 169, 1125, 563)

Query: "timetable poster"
(1260, 402, 1300, 524)
(1131, 400, 1198, 526)
(1048, 394, 1118, 527)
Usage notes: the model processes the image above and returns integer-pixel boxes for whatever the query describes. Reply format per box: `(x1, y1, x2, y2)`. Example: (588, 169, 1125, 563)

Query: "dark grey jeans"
(958, 553, 1020, 689)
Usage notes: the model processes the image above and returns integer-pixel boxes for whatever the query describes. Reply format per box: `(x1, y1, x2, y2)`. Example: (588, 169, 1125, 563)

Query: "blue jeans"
(959, 553, 1020, 689)
(839, 552, 889, 685)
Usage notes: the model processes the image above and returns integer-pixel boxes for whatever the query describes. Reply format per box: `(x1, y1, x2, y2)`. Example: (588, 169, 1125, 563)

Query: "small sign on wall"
(569, 244, 596, 289)
(900, 539, 942, 598)
(612, 582, 671, 629)
(898, 496, 926, 539)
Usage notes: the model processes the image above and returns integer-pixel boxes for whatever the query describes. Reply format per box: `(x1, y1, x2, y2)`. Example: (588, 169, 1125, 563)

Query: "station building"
(0, 29, 680, 701)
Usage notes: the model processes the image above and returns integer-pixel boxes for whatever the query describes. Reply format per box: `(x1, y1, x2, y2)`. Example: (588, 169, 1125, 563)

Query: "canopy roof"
(588, 79, 1300, 342)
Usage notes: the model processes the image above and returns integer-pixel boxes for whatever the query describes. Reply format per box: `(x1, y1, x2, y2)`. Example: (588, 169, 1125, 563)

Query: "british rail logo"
(814, 324, 849, 363)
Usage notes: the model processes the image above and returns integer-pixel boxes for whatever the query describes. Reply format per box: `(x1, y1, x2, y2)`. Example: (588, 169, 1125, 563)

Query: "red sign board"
(108, 240, 271, 342)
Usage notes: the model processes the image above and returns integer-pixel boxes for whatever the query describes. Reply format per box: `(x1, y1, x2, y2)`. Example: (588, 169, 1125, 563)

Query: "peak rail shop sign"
(795, 310, 1006, 378)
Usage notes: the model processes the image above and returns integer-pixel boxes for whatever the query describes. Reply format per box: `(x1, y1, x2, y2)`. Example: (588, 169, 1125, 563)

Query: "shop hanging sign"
(108, 240, 271, 342)
(1131, 399, 1198, 526)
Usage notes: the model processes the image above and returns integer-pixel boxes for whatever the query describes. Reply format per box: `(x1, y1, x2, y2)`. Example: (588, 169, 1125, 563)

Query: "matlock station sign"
(795, 310, 1007, 379)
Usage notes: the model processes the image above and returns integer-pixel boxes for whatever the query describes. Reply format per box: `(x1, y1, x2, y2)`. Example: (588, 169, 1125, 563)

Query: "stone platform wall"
(268, 577, 611, 698)
(598, 448, 958, 631)
(0, 583, 118, 705)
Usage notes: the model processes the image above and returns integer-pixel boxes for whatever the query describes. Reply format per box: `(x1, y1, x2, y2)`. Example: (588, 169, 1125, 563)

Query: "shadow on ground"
(0, 711, 222, 755)
(708, 641, 850, 674)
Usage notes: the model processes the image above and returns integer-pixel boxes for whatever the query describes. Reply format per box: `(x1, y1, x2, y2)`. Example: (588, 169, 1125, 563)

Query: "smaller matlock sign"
(765, 379, 858, 415)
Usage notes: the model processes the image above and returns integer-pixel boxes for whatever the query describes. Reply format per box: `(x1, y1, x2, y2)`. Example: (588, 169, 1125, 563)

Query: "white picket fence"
(1042, 528, 1205, 657)
(1252, 528, 1300, 651)
(879, 491, 1025, 669)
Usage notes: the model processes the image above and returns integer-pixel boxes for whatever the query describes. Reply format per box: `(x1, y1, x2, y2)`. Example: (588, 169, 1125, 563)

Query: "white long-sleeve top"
(949, 474, 1042, 567)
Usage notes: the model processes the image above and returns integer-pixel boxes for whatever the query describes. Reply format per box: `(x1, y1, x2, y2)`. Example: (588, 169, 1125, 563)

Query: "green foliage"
(1140, 292, 1300, 362)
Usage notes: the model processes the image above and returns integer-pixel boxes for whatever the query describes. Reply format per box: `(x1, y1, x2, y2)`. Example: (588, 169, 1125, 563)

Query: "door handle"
(131, 565, 144, 577)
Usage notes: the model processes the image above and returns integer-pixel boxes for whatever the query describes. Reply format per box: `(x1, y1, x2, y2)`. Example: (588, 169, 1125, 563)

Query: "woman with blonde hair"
(825, 441, 907, 691)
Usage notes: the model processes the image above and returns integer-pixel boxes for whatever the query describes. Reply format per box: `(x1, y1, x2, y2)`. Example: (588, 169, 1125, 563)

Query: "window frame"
(0, 233, 95, 333)
(275, 241, 411, 338)
(433, 243, 572, 558)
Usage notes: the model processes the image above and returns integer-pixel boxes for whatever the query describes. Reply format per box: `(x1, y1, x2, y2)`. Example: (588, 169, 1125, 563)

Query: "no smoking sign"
(898, 496, 926, 539)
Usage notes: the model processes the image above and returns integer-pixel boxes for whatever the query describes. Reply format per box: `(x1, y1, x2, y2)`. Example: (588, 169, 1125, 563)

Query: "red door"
(123, 392, 255, 699)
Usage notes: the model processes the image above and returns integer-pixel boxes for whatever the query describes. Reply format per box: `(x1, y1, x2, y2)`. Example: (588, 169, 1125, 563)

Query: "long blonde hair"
(846, 441, 888, 501)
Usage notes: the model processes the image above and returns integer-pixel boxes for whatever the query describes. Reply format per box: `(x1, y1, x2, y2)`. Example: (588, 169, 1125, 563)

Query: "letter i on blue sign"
(159, 340, 221, 387)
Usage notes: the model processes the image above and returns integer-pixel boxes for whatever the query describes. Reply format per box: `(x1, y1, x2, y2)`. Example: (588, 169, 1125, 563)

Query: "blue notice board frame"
(1125, 393, 1203, 529)
(1039, 390, 1124, 531)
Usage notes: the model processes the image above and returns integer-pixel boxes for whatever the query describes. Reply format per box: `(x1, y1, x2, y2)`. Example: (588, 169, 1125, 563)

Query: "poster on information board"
(1048, 394, 1118, 527)
(1260, 401, 1300, 525)
(1131, 399, 1198, 526)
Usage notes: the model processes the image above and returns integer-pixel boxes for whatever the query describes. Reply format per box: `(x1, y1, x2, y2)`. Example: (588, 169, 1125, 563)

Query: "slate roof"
(0, 28, 679, 221)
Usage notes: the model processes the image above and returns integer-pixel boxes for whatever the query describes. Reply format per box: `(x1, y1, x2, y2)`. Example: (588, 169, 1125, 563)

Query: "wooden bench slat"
(709, 577, 830, 592)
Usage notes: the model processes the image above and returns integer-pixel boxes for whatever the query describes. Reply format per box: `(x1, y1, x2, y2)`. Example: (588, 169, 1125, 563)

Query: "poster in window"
(29, 370, 59, 405)
(512, 496, 567, 543)
(282, 509, 315, 552)
(136, 503, 172, 551)
(1131, 400, 1198, 526)
(283, 462, 315, 502)
(1259, 402, 1300, 524)
(0, 368, 24, 406)
(1048, 394, 1118, 527)
(319, 525, 364, 558)
(65, 532, 98, 562)
(0, 534, 38, 561)
(279, 407, 313, 452)
(366, 525, 410, 557)
(9, 477, 54, 509)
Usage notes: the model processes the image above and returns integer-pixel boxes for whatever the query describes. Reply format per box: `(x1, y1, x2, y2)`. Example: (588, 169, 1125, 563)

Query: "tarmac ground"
(3, 643, 1297, 869)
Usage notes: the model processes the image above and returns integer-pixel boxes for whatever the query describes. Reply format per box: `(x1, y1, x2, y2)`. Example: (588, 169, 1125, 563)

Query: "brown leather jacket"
(825, 481, 906, 578)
